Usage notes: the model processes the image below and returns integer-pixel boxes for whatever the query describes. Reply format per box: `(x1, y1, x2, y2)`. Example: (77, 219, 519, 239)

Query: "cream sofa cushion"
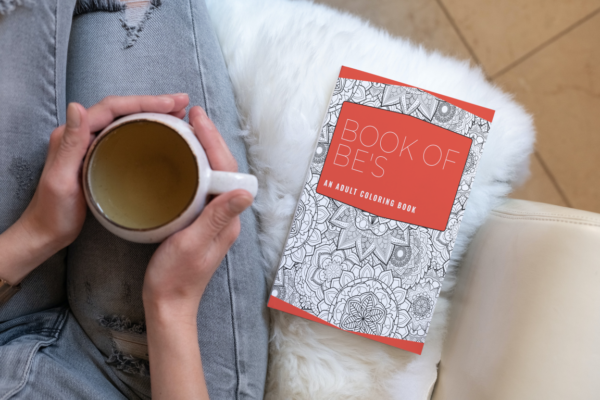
(434, 199, 600, 399)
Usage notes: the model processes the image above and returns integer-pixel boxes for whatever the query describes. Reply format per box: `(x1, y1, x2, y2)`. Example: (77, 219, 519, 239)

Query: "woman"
(0, 1, 269, 399)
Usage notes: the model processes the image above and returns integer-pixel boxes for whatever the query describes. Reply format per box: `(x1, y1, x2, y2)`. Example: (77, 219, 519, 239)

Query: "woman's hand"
(0, 94, 190, 286)
(142, 105, 253, 315)
(142, 106, 253, 400)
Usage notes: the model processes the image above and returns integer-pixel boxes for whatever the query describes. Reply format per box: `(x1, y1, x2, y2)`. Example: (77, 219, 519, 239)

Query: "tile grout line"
(534, 151, 573, 208)
(491, 6, 600, 79)
(435, 0, 483, 70)
(436, 0, 582, 210)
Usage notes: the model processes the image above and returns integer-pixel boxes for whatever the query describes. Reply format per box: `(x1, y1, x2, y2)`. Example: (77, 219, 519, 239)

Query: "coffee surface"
(90, 121, 198, 229)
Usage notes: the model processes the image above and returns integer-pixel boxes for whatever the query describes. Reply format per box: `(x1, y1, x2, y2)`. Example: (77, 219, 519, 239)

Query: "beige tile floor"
(315, 0, 600, 213)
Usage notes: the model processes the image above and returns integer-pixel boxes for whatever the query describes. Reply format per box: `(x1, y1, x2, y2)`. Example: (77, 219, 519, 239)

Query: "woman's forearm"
(0, 217, 57, 285)
(144, 299, 209, 400)
(141, 106, 254, 399)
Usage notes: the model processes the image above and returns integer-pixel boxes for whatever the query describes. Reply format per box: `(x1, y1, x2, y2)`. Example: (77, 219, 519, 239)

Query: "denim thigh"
(66, 1, 269, 399)
(0, 2, 126, 398)
(0, 307, 141, 400)
(0, 0, 77, 323)
(0, 4, 135, 398)
(0, 307, 66, 399)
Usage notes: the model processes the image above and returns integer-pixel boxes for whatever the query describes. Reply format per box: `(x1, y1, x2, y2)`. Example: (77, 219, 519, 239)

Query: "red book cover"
(268, 67, 495, 354)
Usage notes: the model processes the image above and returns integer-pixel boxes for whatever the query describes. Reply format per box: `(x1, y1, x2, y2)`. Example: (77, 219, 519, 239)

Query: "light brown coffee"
(89, 121, 198, 230)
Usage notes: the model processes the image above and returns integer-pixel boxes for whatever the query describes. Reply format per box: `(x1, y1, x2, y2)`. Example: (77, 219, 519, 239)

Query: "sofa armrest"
(433, 199, 600, 400)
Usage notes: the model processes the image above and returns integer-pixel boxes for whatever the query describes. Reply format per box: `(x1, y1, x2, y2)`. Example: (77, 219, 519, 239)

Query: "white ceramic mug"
(82, 112, 258, 243)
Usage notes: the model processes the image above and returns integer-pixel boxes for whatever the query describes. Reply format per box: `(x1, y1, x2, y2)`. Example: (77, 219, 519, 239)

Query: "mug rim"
(83, 117, 201, 232)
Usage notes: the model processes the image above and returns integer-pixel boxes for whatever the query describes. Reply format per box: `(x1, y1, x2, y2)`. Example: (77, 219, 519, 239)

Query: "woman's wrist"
(144, 292, 207, 400)
(143, 292, 200, 328)
(0, 216, 61, 285)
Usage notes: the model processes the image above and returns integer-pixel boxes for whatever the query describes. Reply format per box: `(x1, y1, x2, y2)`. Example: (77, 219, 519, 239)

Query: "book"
(268, 66, 495, 354)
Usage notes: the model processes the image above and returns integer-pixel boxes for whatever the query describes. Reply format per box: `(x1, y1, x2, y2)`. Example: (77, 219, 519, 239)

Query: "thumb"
(56, 103, 89, 173)
(195, 190, 253, 239)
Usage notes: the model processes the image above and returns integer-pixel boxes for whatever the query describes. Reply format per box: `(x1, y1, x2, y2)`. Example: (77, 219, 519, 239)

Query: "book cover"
(268, 66, 495, 354)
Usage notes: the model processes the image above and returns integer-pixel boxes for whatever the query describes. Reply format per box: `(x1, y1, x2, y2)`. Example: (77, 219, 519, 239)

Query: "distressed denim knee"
(74, 0, 162, 48)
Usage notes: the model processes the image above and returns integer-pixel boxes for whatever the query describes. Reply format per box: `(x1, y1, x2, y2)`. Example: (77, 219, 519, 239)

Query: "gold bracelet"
(0, 278, 21, 306)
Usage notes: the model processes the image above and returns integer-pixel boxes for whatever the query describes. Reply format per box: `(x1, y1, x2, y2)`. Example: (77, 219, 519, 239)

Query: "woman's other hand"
(142, 105, 253, 316)
(0, 94, 189, 285)
(142, 106, 252, 400)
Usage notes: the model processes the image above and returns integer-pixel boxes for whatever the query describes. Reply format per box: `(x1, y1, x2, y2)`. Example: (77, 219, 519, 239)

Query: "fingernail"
(66, 103, 81, 129)
(173, 93, 188, 97)
(228, 195, 252, 214)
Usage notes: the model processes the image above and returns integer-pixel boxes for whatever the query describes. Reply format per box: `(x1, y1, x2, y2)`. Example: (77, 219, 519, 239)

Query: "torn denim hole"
(99, 315, 150, 376)
(99, 314, 146, 333)
(0, 0, 32, 16)
(120, 0, 161, 49)
(106, 348, 150, 376)
(74, 0, 161, 49)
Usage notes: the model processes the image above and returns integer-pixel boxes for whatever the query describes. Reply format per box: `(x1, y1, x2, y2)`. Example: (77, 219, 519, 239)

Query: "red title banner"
(317, 102, 472, 231)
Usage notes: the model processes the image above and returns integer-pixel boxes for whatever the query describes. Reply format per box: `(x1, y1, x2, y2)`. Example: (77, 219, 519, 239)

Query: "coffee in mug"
(83, 113, 258, 243)
(90, 121, 198, 230)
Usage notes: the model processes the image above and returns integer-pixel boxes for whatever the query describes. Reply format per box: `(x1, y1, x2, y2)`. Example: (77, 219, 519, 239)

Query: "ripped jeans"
(0, 1, 269, 399)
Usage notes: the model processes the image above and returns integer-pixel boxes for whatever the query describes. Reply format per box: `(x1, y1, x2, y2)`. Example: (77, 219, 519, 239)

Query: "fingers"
(215, 217, 241, 248)
(169, 93, 189, 112)
(192, 189, 252, 241)
(87, 94, 189, 132)
(189, 106, 238, 172)
(169, 109, 187, 119)
(54, 103, 90, 175)
(46, 126, 65, 166)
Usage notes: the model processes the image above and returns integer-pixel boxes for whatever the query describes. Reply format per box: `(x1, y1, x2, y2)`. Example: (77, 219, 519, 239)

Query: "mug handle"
(208, 170, 258, 198)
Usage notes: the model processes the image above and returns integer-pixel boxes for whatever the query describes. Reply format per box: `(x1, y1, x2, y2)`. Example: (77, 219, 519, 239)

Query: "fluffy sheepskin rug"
(206, 0, 535, 398)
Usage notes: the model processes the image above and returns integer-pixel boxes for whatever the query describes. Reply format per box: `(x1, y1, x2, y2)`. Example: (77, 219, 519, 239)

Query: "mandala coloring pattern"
(271, 78, 490, 343)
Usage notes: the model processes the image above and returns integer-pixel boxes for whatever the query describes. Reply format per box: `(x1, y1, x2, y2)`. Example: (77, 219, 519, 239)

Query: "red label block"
(317, 102, 472, 231)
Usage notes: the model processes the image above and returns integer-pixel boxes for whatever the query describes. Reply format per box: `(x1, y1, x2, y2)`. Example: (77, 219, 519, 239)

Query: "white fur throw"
(206, 0, 535, 398)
